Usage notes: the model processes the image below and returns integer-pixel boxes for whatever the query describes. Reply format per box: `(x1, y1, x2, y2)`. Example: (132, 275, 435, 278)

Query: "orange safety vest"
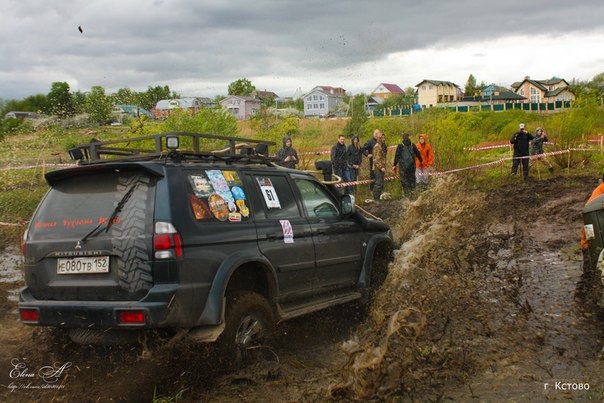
(415, 134, 434, 169)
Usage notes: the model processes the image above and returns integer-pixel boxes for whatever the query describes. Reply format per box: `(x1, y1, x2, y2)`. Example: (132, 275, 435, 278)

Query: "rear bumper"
(18, 283, 198, 328)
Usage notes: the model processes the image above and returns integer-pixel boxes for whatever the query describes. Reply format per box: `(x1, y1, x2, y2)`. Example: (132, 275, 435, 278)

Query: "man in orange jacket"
(415, 134, 434, 188)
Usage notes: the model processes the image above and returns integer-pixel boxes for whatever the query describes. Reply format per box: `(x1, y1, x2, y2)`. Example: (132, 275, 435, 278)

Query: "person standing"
(331, 135, 350, 193)
(372, 131, 387, 201)
(531, 127, 554, 173)
(362, 129, 381, 191)
(393, 133, 422, 197)
(415, 133, 434, 189)
(347, 135, 363, 194)
(276, 136, 299, 169)
(510, 123, 534, 179)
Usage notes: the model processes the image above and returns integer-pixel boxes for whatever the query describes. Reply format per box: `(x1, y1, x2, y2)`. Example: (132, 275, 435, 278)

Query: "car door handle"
(266, 232, 279, 240)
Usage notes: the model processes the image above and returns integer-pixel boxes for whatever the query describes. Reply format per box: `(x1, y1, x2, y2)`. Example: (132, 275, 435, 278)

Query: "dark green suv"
(19, 133, 393, 355)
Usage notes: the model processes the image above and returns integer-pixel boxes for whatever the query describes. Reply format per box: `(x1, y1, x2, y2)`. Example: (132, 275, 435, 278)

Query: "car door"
(292, 176, 363, 292)
(246, 173, 317, 302)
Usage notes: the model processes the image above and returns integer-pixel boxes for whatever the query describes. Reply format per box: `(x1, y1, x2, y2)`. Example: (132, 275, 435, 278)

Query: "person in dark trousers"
(510, 123, 534, 179)
(276, 136, 299, 169)
(531, 127, 554, 173)
(372, 131, 387, 201)
(393, 133, 422, 197)
(347, 135, 363, 194)
(362, 129, 381, 191)
(331, 135, 350, 193)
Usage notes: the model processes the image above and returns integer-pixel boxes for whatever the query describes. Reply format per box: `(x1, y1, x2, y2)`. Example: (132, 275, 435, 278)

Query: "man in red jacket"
(415, 134, 434, 189)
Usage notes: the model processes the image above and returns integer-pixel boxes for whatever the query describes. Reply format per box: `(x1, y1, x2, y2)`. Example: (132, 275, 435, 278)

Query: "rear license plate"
(57, 256, 109, 274)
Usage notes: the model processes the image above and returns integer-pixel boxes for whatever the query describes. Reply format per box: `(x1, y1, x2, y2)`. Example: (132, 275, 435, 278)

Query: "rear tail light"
(153, 221, 183, 259)
(117, 310, 146, 325)
(20, 308, 39, 323)
(21, 229, 28, 256)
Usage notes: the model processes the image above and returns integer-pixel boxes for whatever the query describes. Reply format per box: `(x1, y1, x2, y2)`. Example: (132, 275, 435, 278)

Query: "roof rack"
(68, 132, 277, 164)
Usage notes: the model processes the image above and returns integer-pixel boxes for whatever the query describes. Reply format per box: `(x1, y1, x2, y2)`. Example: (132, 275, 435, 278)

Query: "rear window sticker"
(207, 170, 235, 204)
(228, 212, 242, 222)
(189, 195, 212, 220)
(231, 186, 246, 201)
(188, 174, 214, 198)
(584, 224, 595, 240)
(236, 200, 250, 217)
(279, 220, 294, 244)
(222, 170, 242, 187)
(208, 193, 229, 221)
(257, 177, 281, 209)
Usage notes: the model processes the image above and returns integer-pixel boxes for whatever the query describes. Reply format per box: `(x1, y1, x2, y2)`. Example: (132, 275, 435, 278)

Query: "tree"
(228, 78, 256, 96)
(343, 94, 369, 137)
(85, 86, 113, 124)
(464, 74, 478, 97)
(47, 82, 75, 118)
(137, 85, 178, 110)
(113, 87, 137, 105)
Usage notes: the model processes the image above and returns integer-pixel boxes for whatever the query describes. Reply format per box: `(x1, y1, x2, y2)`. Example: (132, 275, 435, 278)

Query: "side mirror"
(341, 194, 355, 215)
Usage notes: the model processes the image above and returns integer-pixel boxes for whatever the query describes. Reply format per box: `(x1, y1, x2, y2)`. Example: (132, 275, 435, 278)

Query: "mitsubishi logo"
(75, 241, 82, 250)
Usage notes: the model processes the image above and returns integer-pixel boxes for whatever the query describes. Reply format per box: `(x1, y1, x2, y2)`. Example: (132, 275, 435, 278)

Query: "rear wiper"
(80, 184, 137, 243)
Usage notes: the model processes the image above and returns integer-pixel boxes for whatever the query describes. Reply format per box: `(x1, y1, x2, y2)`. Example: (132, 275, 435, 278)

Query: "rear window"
(29, 171, 155, 239)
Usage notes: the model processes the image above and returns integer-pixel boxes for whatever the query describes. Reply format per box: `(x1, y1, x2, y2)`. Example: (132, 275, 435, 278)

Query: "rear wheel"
(218, 291, 275, 368)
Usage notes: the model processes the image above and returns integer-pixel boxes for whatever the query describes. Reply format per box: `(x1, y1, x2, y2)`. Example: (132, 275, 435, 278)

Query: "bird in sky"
(78, 25, 83, 34)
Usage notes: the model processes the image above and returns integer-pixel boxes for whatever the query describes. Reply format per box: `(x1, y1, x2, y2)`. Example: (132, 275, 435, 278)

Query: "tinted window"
(294, 179, 339, 218)
(29, 171, 154, 239)
(186, 169, 250, 222)
(254, 175, 300, 219)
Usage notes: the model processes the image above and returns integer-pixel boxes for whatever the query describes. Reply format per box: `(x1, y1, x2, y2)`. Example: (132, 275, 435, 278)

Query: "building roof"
(253, 90, 279, 99)
(303, 86, 347, 97)
(415, 79, 460, 88)
(374, 83, 404, 94)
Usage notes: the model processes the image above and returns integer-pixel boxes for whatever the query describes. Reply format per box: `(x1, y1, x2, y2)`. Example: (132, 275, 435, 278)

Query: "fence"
(369, 100, 574, 117)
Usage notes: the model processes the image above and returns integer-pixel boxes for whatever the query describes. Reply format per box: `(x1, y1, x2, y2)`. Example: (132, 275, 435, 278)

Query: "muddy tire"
(111, 174, 153, 293)
(217, 292, 275, 368)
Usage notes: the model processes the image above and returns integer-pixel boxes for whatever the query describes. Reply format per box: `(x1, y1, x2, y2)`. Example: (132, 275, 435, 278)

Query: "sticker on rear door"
(584, 224, 595, 240)
(280, 220, 294, 243)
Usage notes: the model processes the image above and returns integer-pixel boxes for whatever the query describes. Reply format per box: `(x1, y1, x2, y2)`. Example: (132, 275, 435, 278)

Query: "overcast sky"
(1, 0, 603, 100)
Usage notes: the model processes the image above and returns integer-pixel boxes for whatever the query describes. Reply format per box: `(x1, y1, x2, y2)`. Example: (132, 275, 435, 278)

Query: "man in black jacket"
(362, 129, 381, 191)
(510, 123, 534, 179)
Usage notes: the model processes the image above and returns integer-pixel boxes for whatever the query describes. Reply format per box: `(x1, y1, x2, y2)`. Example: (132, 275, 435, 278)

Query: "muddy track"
(0, 175, 603, 402)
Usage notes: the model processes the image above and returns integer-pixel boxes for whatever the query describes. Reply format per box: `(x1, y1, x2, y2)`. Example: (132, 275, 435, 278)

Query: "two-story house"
(303, 86, 346, 117)
(371, 83, 404, 101)
(220, 95, 261, 120)
(511, 77, 575, 103)
(415, 80, 461, 108)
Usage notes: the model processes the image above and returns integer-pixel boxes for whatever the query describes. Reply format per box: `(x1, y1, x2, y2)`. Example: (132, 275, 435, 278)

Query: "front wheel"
(218, 291, 275, 368)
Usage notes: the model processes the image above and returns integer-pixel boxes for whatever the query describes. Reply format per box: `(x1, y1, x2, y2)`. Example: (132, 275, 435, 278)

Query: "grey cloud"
(1, 0, 603, 99)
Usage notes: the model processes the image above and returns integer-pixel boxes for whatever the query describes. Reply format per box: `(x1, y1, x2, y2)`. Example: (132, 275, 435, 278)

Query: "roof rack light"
(166, 136, 179, 150)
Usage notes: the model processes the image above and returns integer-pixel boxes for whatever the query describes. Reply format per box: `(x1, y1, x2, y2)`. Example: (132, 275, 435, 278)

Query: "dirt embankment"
(0, 175, 603, 402)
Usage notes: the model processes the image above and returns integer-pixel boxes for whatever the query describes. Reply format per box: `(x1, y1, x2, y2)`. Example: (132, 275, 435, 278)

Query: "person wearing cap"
(531, 127, 554, 173)
(415, 133, 434, 189)
(510, 123, 534, 179)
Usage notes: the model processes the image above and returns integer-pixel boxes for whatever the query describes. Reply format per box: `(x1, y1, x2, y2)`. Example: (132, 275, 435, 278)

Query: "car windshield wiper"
(80, 184, 137, 243)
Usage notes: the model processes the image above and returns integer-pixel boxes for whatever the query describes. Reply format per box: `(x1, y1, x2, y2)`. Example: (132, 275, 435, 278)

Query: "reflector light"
(118, 310, 145, 324)
(20, 309, 39, 323)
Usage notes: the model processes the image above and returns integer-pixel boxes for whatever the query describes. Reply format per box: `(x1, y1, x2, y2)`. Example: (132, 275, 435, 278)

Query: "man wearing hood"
(415, 133, 434, 188)
(393, 133, 422, 196)
(276, 136, 299, 169)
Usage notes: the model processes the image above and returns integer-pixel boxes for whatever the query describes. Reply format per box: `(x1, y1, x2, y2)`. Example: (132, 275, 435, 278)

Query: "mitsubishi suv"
(19, 132, 393, 358)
